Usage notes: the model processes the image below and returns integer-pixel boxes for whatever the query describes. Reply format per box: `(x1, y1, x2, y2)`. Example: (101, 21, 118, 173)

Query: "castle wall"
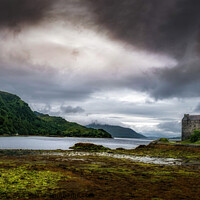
(182, 119, 200, 140)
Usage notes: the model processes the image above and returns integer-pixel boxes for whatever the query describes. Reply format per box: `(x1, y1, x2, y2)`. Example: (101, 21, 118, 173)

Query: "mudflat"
(0, 143, 200, 200)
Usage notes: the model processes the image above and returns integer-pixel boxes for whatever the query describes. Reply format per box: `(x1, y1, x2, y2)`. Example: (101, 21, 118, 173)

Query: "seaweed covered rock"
(148, 138, 169, 145)
(135, 145, 147, 149)
(70, 143, 110, 151)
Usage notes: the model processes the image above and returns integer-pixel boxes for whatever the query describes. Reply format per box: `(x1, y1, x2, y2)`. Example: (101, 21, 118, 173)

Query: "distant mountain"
(87, 123, 146, 138)
(0, 91, 111, 138)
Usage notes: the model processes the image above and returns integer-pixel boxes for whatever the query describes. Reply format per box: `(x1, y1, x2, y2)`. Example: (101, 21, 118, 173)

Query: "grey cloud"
(1, 0, 200, 102)
(149, 59, 200, 99)
(88, 0, 200, 58)
(194, 103, 200, 112)
(157, 121, 181, 133)
(0, 0, 94, 32)
(87, 0, 200, 101)
(142, 130, 176, 138)
(0, 0, 55, 30)
(37, 104, 51, 114)
(142, 122, 181, 138)
(32, 103, 85, 117)
(2, 54, 200, 103)
(0, 61, 93, 103)
(2, 0, 200, 59)
(61, 106, 85, 114)
(100, 58, 200, 100)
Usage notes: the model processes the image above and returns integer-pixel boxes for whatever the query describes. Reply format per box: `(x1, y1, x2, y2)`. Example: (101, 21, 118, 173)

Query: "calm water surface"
(0, 136, 152, 150)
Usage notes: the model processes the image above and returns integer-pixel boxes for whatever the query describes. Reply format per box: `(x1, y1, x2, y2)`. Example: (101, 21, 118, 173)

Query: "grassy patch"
(158, 138, 169, 143)
(0, 165, 66, 199)
(180, 139, 200, 145)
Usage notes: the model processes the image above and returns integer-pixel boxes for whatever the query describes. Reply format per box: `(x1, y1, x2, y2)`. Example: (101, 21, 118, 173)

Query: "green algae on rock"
(70, 143, 111, 151)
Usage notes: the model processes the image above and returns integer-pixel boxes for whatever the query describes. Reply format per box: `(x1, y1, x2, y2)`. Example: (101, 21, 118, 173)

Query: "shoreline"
(0, 140, 200, 164)
(0, 135, 151, 140)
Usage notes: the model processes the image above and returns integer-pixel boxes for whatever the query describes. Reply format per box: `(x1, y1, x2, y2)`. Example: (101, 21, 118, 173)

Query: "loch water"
(0, 136, 152, 150)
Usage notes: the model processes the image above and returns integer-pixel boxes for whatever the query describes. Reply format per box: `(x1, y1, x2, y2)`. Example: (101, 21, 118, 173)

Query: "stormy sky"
(1, 0, 200, 137)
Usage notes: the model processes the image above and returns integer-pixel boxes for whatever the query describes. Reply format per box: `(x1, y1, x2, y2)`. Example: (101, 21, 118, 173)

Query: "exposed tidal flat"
(0, 142, 200, 199)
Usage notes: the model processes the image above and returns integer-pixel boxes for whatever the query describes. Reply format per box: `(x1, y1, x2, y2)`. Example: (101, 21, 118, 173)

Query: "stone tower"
(182, 114, 200, 140)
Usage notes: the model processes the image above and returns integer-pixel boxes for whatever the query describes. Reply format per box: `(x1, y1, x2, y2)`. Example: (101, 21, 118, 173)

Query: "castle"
(182, 114, 200, 140)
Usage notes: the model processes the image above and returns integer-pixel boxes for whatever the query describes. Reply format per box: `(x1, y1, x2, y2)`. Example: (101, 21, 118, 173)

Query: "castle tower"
(182, 114, 200, 140)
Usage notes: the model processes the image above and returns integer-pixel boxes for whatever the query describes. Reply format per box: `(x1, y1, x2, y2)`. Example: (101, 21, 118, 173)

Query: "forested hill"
(87, 123, 146, 138)
(0, 91, 111, 138)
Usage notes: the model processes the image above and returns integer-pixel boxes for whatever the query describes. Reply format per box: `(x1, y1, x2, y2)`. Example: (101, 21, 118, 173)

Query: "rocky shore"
(0, 143, 200, 199)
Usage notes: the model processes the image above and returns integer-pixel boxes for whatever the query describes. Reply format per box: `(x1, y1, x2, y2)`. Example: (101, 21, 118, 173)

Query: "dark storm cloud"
(1, 0, 200, 101)
(150, 59, 200, 99)
(88, 0, 200, 58)
(3, 0, 200, 58)
(0, 0, 55, 29)
(61, 105, 85, 114)
(105, 57, 200, 99)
